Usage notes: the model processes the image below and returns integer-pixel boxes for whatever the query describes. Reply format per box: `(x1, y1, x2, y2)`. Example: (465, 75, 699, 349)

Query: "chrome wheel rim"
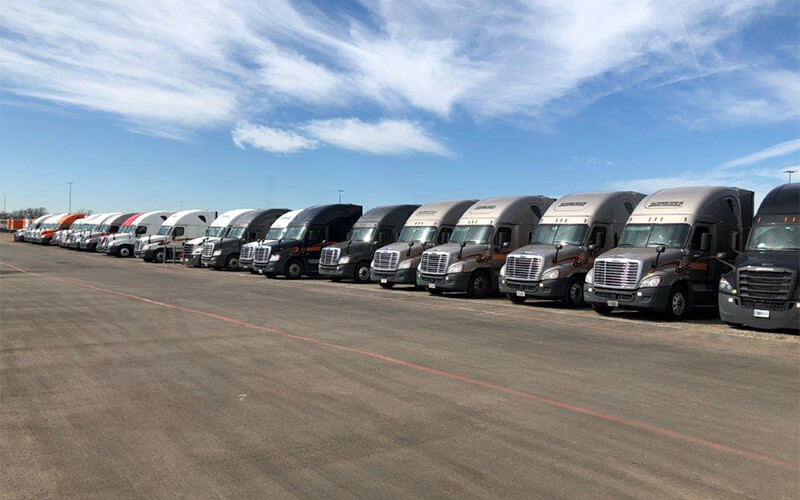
(570, 283, 583, 304)
(288, 263, 301, 277)
(473, 276, 488, 295)
(671, 291, 686, 316)
(119, 247, 130, 257)
(357, 266, 370, 281)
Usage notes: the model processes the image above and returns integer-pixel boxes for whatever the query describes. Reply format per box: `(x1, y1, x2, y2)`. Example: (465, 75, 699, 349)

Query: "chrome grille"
(183, 242, 195, 255)
(593, 259, 641, 289)
(505, 254, 544, 281)
(240, 244, 255, 262)
(738, 268, 796, 301)
(202, 242, 215, 258)
(420, 251, 449, 275)
(320, 247, 340, 266)
(254, 246, 271, 264)
(135, 239, 144, 252)
(373, 250, 400, 271)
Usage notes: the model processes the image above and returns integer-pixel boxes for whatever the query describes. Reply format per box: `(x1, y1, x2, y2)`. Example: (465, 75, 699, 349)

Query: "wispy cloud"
(719, 138, 800, 168)
(232, 123, 318, 153)
(302, 118, 451, 156)
(0, 0, 793, 142)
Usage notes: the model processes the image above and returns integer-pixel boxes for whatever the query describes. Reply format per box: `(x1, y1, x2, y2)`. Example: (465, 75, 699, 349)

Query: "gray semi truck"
(499, 191, 645, 306)
(718, 183, 799, 331)
(585, 186, 754, 319)
(417, 196, 555, 298)
(254, 204, 363, 279)
(318, 205, 420, 283)
(370, 199, 477, 288)
(200, 208, 290, 271)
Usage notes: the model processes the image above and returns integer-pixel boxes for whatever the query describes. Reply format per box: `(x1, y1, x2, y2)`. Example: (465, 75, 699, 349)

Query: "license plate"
(754, 309, 770, 318)
(428, 283, 436, 289)
(516, 291, 526, 297)
(380, 279, 388, 284)
(607, 300, 619, 307)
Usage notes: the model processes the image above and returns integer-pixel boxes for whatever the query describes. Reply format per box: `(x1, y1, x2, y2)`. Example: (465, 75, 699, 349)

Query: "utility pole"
(338, 190, 344, 203)
(67, 182, 73, 212)
(2, 194, 6, 214)
(784, 169, 797, 183)
(180, 201, 185, 211)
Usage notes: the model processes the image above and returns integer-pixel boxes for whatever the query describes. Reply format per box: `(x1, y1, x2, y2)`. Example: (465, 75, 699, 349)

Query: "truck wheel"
(592, 304, 614, 315)
(354, 262, 371, 284)
(379, 282, 395, 289)
(561, 276, 585, 308)
(507, 294, 526, 304)
(117, 245, 132, 258)
(285, 259, 303, 279)
(663, 285, 689, 320)
(153, 249, 166, 263)
(224, 254, 239, 271)
(249, 268, 259, 275)
(466, 271, 490, 298)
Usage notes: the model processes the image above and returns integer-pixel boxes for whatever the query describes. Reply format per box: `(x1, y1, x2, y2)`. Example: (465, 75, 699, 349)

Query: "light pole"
(2, 194, 6, 215)
(337, 190, 344, 203)
(784, 170, 797, 183)
(67, 182, 73, 213)
(180, 201, 185, 211)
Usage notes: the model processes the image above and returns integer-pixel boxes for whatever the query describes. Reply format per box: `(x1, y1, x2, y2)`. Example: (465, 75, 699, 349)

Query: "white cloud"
(719, 138, 800, 168)
(302, 118, 451, 156)
(232, 123, 317, 153)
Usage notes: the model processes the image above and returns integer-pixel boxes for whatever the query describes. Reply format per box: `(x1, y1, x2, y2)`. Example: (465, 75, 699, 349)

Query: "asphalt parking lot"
(1, 235, 798, 499)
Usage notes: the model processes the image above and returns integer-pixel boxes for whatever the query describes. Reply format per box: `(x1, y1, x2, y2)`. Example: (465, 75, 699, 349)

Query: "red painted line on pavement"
(4, 261, 799, 471)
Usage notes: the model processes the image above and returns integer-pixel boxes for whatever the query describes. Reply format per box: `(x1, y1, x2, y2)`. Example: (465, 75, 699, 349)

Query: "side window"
(173, 226, 185, 238)
(247, 230, 259, 242)
(495, 227, 512, 247)
(437, 228, 453, 244)
(589, 226, 607, 248)
(307, 225, 324, 245)
(531, 206, 542, 219)
(691, 226, 710, 251)
(377, 227, 393, 245)
(624, 201, 634, 214)
(135, 226, 147, 236)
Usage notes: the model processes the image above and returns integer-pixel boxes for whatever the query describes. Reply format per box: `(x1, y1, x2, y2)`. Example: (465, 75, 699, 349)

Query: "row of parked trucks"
(14, 184, 799, 331)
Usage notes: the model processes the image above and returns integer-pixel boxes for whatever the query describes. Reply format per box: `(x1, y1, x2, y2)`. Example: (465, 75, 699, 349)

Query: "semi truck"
(499, 191, 645, 307)
(201, 209, 291, 271)
(370, 199, 476, 289)
(103, 211, 172, 257)
(584, 186, 754, 320)
(718, 183, 799, 331)
(14, 214, 50, 242)
(64, 213, 109, 248)
(182, 209, 255, 267)
(97, 213, 141, 253)
(57, 216, 88, 247)
(254, 204, 362, 279)
(135, 210, 217, 263)
(79, 212, 134, 251)
(39, 213, 84, 245)
(239, 210, 302, 273)
(417, 196, 555, 298)
(319, 204, 419, 283)
(29, 213, 66, 244)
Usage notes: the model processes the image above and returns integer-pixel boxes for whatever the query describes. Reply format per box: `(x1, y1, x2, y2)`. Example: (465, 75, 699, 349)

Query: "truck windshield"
(118, 226, 133, 234)
(619, 224, 690, 248)
(227, 227, 245, 239)
(156, 225, 171, 236)
(205, 226, 226, 238)
(264, 227, 286, 240)
(97, 224, 109, 232)
(531, 224, 588, 246)
(398, 226, 436, 243)
(283, 226, 306, 240)
(349, 227, 374, 242)
(450, 225, 494, 244)
(747, 224, 800, 250)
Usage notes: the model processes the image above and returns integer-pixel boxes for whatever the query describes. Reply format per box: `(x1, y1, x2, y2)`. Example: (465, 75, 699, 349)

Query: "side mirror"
(730, 231, 740, 254)
(588, 244, 597, 253)
(553, 243, 563, 263)
(653, 245, 666, 269)
(716, 251, 727, 261)
(700, 233, 712, 252)
(458, 241, 467, 258)
(595, 232, 606, 249)
(502, 241, 510, 249)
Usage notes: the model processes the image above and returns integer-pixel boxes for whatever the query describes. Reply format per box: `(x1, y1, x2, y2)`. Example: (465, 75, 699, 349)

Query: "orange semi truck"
(36, 213, 85, 245)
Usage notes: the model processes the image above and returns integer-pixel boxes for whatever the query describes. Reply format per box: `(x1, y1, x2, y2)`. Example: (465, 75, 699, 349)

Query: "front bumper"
(239, 259, 254, 270)
(584, 285, 670, 311)
(183, 253, 204, 267)
(499, 277, 569, 299)
(319, 262, 356, 278)
(417, 272, 472, 292)
(254, 261, 280, 274)
(201, 254, 226, 268)
(371, 268, 416, 285)
(719, 294, 800, 331)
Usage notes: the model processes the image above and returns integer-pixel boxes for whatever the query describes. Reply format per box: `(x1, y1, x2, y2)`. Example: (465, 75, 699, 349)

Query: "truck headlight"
(448, 262, 464, 274)
(585, 268, 594, 284)
(269, 254, 281, 262)
(338, 255, 351, 264)
(213, 250, 222, 256)
(640, 275, 662, 288)
(719, 277, 733, 293)
(398, 259, 413, 269)
(499, 264, 506, 277)
(542, 268, 561, 280)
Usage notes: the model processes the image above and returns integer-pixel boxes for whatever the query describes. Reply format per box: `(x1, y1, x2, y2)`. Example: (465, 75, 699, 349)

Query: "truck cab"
(254, 204, 363, 279)
(319, 205, 420, 283)
(65, 213, 108, 248)
(51, 214, 87, 246)
(104, 211, 172, 257)
(80, 212, 135, 251)
(182, 209, 256, 267)
(240, 210, 302, 273)
(370, 200, 476, 288)
(135, 210, 217, 263)
(584, 186, 754, 319)
(30, 213, 66, 244)
(201, 209, 291, 271)
(718, 183, 799, 331)
(418, 196, 555, 298)
(40, 213, 84, 245)
(97, 213, 141, 253)
(15, 214, 50, 242)
(500, 191, 644, 307)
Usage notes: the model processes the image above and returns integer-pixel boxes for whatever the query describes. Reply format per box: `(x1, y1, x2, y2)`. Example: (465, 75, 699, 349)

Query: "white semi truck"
(134, 210, 217, 263)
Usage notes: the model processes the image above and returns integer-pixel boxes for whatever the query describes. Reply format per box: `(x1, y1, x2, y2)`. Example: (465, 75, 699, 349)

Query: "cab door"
(688, 223, 715, 305)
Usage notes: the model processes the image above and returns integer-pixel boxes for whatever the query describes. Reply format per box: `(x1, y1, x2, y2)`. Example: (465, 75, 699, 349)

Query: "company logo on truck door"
(558, 201, 587, 207)
(646, 201, 685, 208)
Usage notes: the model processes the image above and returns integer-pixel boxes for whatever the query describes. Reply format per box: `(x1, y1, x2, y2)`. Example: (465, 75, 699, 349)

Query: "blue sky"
(1, 0, 798, 214)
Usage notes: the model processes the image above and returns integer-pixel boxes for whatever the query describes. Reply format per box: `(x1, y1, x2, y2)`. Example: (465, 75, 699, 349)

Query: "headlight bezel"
(719, 276, 733, 293)
(213, 250, 223, 256)
(541, 268, 561, 281)
(269, 254, 281, 262)
(398, 259, 414, 269)
(585, 268, 594, 284)
(338, 255, 351, 264)
(447, 262, 465, 274)
(639, 275, 662, 288)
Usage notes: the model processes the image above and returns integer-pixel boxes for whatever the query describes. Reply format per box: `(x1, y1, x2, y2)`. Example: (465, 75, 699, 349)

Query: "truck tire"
(285, 259, 303, 279)
(561, 276, 585, 308)
(249, 268, 259, 274)
(153, 249, 166, 263)
(116, 245, 132, 258)
(379, 282, 395, 289)
(592, 304, 614, 315)
(466, 271, 490, 298)
(507, 294, 526, 304)
(224, 254, 239, 271)
(354, 262, 371, 284)
(663, 284, 689, 320)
